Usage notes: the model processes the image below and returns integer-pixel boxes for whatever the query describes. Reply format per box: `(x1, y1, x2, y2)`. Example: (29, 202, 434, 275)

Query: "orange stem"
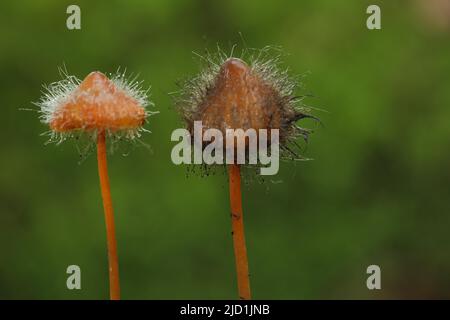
(228, 164, 251, 300)
(97, 131, 121, 300)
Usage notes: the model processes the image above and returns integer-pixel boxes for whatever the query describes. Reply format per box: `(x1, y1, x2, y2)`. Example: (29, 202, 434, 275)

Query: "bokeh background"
(1, 0, 449, 299)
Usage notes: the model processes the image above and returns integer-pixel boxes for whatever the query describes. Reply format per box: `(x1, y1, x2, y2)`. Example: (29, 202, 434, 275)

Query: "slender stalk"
(228, 164, 251, 300)
(97, 130, 121, 300)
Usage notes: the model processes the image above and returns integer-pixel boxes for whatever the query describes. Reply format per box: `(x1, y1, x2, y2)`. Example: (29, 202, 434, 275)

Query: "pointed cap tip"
(221, 58, 249, 77)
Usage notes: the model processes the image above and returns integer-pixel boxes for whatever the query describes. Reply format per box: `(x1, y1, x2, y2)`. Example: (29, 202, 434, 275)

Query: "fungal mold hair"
(35, 68, 156, 154)
(174, 45, 321, 168)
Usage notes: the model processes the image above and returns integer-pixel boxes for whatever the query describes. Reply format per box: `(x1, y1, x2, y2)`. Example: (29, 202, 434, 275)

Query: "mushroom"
(176, 51, 317, 300)
(37, 71, 151, 299)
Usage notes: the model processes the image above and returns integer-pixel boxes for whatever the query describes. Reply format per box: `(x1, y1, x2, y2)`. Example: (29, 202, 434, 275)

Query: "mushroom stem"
(228, 164, 251, 300)
(97, 130, 121, 300)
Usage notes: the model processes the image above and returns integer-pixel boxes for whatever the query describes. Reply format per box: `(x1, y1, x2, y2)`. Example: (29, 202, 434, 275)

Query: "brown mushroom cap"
(191, 58, 283, 135)
(49, 71, 146, 132)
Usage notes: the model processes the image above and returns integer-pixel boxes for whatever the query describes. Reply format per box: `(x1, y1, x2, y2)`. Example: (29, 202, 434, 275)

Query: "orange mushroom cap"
(49, 71, 147, 132)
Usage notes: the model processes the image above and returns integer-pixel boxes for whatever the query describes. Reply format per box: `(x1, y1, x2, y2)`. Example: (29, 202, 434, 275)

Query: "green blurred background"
(1, 0, 449, 299)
